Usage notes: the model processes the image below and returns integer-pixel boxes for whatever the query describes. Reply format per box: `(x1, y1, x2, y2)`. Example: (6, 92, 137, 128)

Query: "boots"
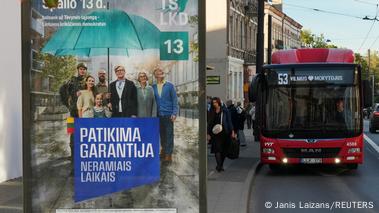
(164, 154, 172, 162)
(160, 149, 165, 158)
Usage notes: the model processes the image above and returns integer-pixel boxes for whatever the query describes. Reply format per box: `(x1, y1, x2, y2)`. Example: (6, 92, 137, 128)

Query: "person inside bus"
(335, 99, 345, 124)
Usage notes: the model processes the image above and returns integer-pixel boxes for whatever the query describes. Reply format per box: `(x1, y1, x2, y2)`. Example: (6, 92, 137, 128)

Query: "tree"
(38, 53, 78, 92)
(300, 29, 337, 48)
(356, 51, 379, 102)
(188, 15, 199, 62)
(355, 53, 368, 80)
(300, 30, 314, 48)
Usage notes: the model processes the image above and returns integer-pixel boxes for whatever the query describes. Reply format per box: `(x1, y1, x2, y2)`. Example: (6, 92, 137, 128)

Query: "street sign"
(207, 76, 220, 84)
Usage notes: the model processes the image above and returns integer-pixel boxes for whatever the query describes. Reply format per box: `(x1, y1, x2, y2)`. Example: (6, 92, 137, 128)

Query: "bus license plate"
(301, 158, 322, 164)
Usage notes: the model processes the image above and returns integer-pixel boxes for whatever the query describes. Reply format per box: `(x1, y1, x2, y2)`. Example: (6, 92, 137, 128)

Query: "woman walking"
(207, 97, 235, 172)
(77, 75, 96, 118)
(136, 71, 157, 117)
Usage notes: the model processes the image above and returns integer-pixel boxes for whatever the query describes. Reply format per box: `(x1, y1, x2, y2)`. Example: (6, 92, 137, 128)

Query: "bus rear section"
(250, 48, 372, 170)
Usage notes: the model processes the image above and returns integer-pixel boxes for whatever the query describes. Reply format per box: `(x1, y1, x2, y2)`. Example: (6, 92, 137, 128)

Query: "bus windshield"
(263, 65, 361, 139)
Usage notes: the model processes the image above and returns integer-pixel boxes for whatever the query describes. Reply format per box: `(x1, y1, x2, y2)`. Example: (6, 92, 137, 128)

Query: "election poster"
(23, 0, 203, 212)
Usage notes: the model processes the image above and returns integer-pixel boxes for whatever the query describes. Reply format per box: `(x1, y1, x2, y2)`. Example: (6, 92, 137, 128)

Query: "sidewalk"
(0, 178, 22, 213)
(207, 128, 260, 213)
(0, 128, 260, 213)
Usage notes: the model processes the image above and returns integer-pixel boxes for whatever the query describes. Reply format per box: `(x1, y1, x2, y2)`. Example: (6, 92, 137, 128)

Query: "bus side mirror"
(362, 80, 372, 108)
(249, 74, 261, 102)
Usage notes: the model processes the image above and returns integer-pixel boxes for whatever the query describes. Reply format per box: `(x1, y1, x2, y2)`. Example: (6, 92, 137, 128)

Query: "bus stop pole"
(256, 0, 264, 74)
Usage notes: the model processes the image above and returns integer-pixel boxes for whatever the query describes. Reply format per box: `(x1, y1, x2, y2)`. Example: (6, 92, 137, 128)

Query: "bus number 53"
(278, 73, 289, 85)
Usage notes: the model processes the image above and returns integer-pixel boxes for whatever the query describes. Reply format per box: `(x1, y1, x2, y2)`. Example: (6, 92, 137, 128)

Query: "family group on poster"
(60, 62, 178, 162)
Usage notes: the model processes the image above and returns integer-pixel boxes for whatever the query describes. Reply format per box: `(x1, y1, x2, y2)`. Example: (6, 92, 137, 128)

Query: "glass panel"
(28, 0, 200, 212)
(264, 66, 361, 139)
(265, 84, 361, 138)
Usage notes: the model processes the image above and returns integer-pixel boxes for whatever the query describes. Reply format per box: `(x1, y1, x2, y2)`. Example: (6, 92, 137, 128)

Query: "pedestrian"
(207, 96, 212, 112)
(152, 67, 178, 162)
(236, 102, 247, 146)
(59, 62, 88, 160)
(226, 100, 239, 141)
(207, 97, 235, 172)
(251, 103, 259, 142)
(250, 103, 256, 129)
(109, 65, 138, 117)
(136, 71, 157, 117)
(77, 75, 96, 118)
(245, 103, 253, 129)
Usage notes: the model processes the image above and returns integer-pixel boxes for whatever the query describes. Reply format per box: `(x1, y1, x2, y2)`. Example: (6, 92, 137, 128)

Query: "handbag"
(227, 136, 240, 159)
(212, 112, 223, 134)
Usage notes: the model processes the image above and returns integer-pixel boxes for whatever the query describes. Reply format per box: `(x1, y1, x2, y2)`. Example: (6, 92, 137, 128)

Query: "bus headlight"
(348, 148, 361, 153)
(282, 158, 288, 164)
(335, 158, 341, 164)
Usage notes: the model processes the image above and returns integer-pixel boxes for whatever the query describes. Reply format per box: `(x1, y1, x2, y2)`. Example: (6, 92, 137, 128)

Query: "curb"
(240, 161, 262, 213)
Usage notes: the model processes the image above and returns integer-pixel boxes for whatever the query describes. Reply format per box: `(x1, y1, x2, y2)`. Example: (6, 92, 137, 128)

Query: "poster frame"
(21, 0, 207, 212)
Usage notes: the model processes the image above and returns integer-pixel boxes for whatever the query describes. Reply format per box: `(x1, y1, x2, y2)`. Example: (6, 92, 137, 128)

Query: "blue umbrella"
(42, 9, 161, 82)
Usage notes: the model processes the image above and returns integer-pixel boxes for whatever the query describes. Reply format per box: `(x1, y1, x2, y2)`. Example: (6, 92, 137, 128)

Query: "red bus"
(250, 48, 372, 170)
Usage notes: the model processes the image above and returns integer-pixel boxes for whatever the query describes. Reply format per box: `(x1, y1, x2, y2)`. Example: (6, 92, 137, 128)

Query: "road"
(249, 120, 379, 213)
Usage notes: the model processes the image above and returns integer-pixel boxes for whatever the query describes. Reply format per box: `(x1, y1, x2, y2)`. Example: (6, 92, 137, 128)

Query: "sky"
(283, 0, 379, 55)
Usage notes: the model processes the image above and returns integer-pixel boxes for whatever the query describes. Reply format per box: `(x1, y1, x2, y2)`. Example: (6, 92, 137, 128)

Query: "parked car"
(369, 103, 379, 133)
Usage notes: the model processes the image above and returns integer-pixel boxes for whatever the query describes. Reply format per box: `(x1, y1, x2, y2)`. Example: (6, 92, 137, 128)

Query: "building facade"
(264, 0, 302, 63)
(206, 0, 258, 104)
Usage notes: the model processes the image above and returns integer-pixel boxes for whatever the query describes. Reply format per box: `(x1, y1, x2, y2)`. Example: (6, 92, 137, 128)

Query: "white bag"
(212, 112, 223, 134)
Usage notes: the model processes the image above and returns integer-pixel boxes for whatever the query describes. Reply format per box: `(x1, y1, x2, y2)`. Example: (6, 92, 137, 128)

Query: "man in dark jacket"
(226, 100, 238, 132)
(109, 65, 138, 117)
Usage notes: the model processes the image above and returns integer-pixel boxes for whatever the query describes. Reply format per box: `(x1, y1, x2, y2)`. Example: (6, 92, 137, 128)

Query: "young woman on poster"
(77, 76, 96, 118)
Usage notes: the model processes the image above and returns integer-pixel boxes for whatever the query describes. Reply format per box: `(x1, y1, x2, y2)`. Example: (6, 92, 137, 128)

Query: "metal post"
(198, 0, 207, 211)
(281, 14, 286, 48)
(368, 49, 371, 80)
(256, 0, 264, 73)
(372, 75, 375, 106)
(267, 14, 272, 64)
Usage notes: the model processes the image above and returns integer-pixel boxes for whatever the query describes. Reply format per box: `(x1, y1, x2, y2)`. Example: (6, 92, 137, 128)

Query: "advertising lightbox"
(22, 0, 205, 212)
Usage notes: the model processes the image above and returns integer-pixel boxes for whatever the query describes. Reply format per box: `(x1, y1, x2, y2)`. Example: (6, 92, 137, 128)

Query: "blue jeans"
(159, 115, 174, 155)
